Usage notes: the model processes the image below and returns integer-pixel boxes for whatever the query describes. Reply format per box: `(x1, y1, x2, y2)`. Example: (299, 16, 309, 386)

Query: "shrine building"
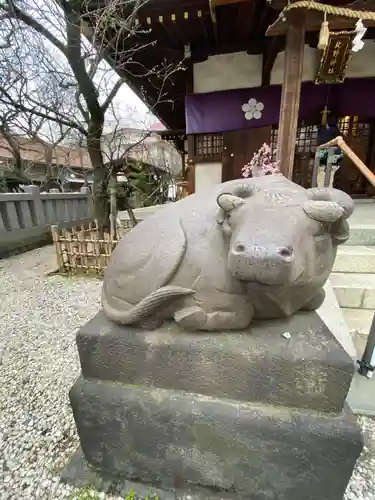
(82, 0, 375, 198)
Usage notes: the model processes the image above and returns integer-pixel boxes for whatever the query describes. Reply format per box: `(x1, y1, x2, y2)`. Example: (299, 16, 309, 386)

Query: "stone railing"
(0, 185, 93, 257)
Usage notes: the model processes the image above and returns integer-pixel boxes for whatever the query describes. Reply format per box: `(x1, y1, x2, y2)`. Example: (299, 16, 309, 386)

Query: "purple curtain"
(185, 78, 375, 134)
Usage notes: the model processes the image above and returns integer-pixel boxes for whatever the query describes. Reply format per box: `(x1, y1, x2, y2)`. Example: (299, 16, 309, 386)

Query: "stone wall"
(0, 185, 93, 257)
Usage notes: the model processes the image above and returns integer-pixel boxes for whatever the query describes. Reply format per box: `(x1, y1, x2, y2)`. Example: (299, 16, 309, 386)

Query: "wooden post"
(109, 186, 117, 241)
(51, 225, 63, 272)
(277, 13, 306, 179)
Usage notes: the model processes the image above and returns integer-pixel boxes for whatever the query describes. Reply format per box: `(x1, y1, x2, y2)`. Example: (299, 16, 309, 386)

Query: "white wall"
(270, 45, 317, 85)
(193, 41, 375, 94)
(195, 162, 222, 193)
(346, 42, 375, 78)
(194, 52, 262, 93)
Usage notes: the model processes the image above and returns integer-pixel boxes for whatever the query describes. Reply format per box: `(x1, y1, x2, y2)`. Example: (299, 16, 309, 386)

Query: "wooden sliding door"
(222, 127, 272, 181)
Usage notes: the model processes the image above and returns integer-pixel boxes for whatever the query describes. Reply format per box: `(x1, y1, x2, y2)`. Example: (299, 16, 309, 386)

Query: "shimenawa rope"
(280, 0, 375, 20)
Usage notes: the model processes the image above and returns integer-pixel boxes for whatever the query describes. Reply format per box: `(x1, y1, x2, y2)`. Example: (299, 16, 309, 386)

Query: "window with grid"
(194, 134, 223, 162)
(295, 125, 319, 154)
(270, 124, 319, 158)
(339, 116, 352, 136)
(357, 122, 370, 138)
(338, 116, 370, 138)
(270, 123, 319, 187)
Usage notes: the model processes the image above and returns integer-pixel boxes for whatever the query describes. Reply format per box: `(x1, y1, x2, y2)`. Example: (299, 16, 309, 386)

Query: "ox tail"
(102, 285, 195, 325)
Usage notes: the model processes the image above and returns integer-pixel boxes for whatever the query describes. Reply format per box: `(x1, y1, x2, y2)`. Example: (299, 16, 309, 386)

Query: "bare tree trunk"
(123, 197, 138, 227)
(109, 173, 117, 239)
(87, 122, 109, 232)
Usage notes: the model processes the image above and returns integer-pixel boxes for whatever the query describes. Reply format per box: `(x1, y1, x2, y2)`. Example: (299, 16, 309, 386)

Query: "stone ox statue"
(102, 175, 353, 331)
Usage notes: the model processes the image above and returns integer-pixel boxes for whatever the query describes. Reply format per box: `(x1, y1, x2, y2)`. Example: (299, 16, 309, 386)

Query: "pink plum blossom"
(242, 143, 280, 178)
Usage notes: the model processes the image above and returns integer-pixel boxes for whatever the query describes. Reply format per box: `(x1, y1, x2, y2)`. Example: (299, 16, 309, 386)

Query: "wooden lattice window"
(270, 124, 319, 159)
(194, 134, 223, 162)
(338, 116, 370, 138)
(357, 121, 370, 138)
(338, 116, 358, 137)
(296, 125, 319, 154)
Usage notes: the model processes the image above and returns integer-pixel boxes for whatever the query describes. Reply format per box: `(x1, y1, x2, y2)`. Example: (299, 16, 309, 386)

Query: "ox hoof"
(174, 306, 207, 331)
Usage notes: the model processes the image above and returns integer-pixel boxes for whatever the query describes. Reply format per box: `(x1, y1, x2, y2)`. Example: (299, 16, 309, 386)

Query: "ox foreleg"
(174, 303, 254, 331)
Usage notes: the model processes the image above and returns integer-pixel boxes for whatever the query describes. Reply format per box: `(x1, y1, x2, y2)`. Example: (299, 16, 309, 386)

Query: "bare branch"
(0, 89, 87, 134)
(0, 0, 67, 54)
(0, 0, 183, 228)
(101, 78, 125, 113)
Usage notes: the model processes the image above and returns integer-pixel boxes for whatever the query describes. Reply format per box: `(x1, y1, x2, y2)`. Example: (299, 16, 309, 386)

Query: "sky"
(0, 0, 160, 135)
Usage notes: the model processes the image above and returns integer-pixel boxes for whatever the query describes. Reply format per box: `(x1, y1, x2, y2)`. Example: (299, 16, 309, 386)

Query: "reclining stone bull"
(102, 174, 353, 331)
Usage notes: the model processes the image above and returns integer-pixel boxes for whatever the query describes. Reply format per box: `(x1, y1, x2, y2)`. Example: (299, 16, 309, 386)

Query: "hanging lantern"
(318, 14, 330, 51)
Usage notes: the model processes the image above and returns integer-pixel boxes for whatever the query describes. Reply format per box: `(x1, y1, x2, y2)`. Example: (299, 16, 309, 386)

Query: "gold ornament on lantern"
(321, 105, 330, 126)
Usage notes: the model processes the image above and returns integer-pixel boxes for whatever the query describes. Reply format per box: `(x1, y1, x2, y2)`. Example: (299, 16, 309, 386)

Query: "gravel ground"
(0, 246, 375, 500)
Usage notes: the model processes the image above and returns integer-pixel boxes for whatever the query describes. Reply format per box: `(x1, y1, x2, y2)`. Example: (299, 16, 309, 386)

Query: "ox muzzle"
(228, 242, 302, 285)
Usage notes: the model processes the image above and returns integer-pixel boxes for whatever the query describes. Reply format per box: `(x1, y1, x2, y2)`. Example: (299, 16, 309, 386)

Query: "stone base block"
(70, 376, 363, 500)
(76, 311, 354, 413)
(62, 448, 233, 500)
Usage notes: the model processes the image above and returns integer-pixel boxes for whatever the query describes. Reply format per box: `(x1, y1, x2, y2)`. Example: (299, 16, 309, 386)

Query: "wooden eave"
(82, 0, 282, 128)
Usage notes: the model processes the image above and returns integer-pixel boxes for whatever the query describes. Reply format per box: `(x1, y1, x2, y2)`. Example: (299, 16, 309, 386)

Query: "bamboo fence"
(51, 220, 129, 274)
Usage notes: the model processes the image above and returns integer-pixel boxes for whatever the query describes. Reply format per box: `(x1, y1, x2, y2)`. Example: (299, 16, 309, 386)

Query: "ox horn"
(303, 200, 345, 223)
(306, 187, 354, 219)
(217, 193, 245, 212)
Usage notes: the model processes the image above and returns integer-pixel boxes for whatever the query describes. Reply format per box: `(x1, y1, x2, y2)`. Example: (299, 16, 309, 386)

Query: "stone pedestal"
(67, 311, 363, 499)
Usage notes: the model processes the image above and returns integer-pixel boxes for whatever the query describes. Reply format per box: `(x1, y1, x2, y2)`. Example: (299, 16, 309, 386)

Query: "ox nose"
(277, 245, 294, 261)
(235, 243, 295, 262)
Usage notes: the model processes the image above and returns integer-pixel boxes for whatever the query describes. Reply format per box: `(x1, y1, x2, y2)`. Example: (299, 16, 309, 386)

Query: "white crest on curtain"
(242, 98, 264, 121)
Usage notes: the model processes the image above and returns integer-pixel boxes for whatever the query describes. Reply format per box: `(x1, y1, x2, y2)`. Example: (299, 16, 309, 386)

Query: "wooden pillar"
(277, 13, 306, 179)
(185, 52, 196, 193)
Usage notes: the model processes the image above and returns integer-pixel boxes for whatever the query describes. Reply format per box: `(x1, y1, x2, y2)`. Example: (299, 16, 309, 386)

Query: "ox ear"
(306, 187, 354, 219)
(305, 188, 354, 246)
(217, 182, 256, 214)
(217, 193, 245, 213)
(302, 200, 345, 223)
(303, 200, 350, 245)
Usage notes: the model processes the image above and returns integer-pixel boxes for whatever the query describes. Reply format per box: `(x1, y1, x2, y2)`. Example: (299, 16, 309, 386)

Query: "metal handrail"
(357, 312, 375, 378)
(312, 146, 337, 188)
(316, 137, 375, 377)
(317, 135, 375, 188)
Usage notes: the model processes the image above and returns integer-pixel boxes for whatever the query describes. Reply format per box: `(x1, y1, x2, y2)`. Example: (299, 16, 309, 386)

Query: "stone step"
(333, 246, 375, 273)
(347, 201, 375, 246)
(350, 331, 369, 360)
(346, 224, 375, 246)
(342, 308, 374, 359)
(342, 308, 375, 335)
(330, 272, 375, 309)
